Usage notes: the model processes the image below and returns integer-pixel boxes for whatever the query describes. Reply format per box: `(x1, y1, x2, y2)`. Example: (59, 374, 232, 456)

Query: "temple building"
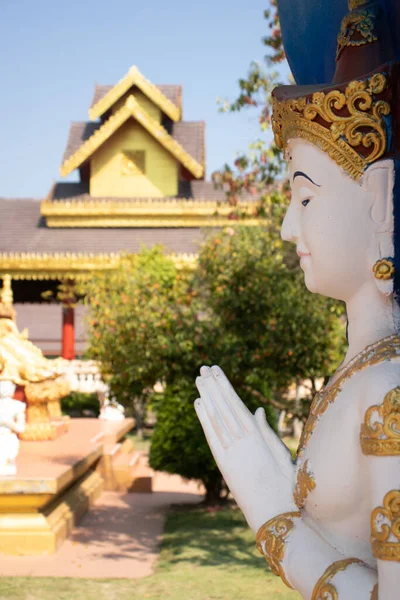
(0, 65, 260, 358)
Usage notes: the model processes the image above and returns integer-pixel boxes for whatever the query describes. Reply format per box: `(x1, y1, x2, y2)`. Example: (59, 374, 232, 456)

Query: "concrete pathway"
(0, 471, 204, 579)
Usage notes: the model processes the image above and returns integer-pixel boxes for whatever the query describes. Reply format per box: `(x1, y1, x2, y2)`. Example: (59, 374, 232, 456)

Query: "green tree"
(83, 247, 191, 436)
(213, 2, 288, 209)
(197, 225, 346, 415)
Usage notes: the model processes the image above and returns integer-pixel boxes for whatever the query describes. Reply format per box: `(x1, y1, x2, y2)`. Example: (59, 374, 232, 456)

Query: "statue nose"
(281, 203, 298, 244)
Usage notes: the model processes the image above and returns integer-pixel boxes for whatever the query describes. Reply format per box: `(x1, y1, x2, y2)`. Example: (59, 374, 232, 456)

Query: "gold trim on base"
(0, 470, 103, 556)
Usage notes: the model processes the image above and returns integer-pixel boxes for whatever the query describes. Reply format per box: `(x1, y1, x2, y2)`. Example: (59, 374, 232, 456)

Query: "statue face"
(281, 139, 382, 302)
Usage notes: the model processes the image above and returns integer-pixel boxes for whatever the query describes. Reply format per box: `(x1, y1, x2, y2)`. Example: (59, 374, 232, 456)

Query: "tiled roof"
(62, 122, 102, 163)
(90, 84, 182, 111)
(62, 119, 204, 166)
(0, 199, 204, 254)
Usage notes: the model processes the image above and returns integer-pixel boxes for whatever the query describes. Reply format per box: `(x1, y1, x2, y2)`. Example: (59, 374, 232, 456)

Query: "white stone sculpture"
(0, 380, 26, 476)
(98, 388, 125, 421)
(194, 1, 400, 596)
(195, 148, 400, 598)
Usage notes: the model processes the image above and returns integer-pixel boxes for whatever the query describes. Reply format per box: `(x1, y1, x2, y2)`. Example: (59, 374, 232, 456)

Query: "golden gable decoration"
(272, 73, 390, 181)
(60, 96, 204, 179)
(89, 65, 181, 122)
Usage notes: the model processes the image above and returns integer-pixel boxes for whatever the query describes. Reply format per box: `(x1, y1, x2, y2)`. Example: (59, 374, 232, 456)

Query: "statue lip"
(296, 249, 311, 258)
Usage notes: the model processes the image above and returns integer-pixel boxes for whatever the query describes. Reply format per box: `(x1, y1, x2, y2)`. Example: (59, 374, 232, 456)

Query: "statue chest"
(293, 376, 375, 562)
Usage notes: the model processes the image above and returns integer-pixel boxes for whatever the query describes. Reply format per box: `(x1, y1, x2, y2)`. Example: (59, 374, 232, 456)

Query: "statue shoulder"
(355, 360, 400, 457)
(354, 359, 400, 413)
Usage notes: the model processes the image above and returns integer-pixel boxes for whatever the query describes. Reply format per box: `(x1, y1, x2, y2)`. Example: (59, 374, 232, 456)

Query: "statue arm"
(258, 511, 377, 599)
(360, 384, 400, 600)
(195, 366, 378, 599)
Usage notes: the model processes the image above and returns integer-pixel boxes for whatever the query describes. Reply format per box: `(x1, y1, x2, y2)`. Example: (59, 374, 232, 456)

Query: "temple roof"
(62, 119, 205, 166)
(0, 199, 203, 254)
(89, 66, 182, 122)
(60, 96, 204, 178)
(90, 83, 182, 113)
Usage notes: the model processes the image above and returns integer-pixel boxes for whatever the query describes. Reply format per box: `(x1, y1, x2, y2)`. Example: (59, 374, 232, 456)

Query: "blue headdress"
(274, 0, 400, 301)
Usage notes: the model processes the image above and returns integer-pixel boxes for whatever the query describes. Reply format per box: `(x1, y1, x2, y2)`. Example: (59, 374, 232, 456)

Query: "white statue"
(0, 380, 26, 476)
(195, 1, 400, 596)
(98, 388, 125, 421)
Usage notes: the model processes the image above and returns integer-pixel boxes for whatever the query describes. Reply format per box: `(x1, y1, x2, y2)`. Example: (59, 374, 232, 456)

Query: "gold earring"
(373, 258, 395, 280)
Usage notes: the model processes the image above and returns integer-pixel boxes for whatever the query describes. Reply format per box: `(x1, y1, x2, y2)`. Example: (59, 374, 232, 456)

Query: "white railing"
(64, 360, 108, 394)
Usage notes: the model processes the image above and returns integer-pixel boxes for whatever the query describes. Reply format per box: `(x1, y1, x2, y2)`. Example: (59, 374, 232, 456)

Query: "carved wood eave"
(89, 66, 181, 122)
(40, 197, 262, 228)
(60, 96, 203, 179)
(0, 252, 198, 280)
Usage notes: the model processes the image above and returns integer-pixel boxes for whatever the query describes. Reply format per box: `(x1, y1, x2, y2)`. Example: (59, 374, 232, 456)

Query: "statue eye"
(301, 198, 310, 207)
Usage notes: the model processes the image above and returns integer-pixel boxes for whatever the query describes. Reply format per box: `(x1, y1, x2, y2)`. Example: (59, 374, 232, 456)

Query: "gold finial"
(1, 275, 13, 305)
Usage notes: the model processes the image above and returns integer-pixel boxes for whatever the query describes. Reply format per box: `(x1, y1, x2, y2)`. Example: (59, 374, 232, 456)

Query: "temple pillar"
(62, 306, 75, 360)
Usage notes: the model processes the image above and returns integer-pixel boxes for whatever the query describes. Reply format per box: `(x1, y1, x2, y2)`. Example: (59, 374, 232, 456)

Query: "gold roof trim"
(61, 96, 204, 179)
(0, 253, 198, 280)
(89, 65, 181, 122)
(40, 197, 259, 228)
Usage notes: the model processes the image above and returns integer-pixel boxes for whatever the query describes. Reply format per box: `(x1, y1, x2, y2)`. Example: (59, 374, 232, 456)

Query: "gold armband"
(360, 387, 400, 456)
(256, 511, 301, 589)
(371, 490, 400, 561)
(311, 558, 363, 600)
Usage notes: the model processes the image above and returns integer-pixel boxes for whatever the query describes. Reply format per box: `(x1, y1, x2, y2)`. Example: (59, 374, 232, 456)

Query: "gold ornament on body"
(311, 558, 364, 600)
(256, 511, 301, 589)
(360, 386, 400, 455)
(336, 4, 379, 60)
(373, 258, 395, 280)
(272, 73, 390, 181)
(298, 334, 400, 457)
(371, 490, 400, 561)
(294, 459, 316, 509)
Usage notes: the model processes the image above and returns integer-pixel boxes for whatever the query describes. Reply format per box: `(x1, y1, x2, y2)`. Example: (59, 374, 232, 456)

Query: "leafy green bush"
(149, 380, 276, 504)
(61, 392, 99, 417)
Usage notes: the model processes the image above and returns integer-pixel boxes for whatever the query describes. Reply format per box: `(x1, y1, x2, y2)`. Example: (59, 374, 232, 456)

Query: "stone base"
(19, 418, 69, 441)
(0, 470, 103, 555)
(97, 439, 153, 493)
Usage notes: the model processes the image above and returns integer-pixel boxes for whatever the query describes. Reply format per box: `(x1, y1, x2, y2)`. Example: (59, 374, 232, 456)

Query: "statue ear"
(362, 160, 395, 295)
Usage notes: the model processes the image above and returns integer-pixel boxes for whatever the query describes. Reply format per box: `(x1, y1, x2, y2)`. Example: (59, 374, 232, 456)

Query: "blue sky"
(0, 0, 276, 198)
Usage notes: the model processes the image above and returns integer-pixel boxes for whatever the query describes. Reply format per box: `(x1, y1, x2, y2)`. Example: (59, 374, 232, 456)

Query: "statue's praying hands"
(195, 365, 295, 532)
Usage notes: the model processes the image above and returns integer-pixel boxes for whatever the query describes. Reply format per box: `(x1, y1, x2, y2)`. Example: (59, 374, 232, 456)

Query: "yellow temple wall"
(90, 120, 179, 198)
(111, 89, 162, 123)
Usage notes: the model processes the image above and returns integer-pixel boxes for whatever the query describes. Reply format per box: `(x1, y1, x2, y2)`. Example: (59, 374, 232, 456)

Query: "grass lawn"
(0, 506, 301, 600)
(127, 430, 152, 453)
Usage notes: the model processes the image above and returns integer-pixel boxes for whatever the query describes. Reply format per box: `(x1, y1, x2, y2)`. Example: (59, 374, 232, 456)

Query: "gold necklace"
(297, 334, 400, 458)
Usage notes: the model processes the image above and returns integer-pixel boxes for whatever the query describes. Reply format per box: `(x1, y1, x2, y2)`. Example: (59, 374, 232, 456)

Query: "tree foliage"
(213, 2, 288, 207)
(197, 226, 345, 413)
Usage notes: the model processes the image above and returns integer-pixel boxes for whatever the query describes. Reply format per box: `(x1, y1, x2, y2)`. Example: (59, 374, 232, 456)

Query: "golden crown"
(271, 73, 391, 180)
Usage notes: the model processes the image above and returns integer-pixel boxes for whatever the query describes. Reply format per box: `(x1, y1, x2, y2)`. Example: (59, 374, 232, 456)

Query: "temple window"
(121, 150, 146, 176)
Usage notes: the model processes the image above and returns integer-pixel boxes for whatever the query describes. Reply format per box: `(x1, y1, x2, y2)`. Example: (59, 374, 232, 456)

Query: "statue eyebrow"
(293, 171, 321, 187)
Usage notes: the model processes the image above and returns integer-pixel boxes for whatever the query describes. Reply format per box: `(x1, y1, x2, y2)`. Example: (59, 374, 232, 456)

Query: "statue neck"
(343, 282, 399, 367)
